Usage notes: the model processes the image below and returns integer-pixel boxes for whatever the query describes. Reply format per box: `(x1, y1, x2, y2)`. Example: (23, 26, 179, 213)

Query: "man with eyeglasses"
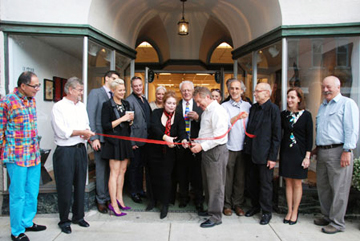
(51, 77, 95, 234)
(0, 72, 46, 241)
(243, 82, 281, 225)
(87, 70, 120, 213)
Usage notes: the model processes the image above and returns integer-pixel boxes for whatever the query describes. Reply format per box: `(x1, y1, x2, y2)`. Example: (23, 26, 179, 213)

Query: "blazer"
(126, 93, 150, 147)
(175, 99, 203, 138)
(101, 99, 131, 145)
(243, 99, 281, 164)
(87, 86, 110, 143)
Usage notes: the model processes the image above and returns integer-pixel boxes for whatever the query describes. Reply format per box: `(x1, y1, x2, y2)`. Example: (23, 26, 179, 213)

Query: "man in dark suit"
(175, 80, 204, 211)
(126, 76, 151, 203)
(87, 70, 120, 213)
(243, 82, 281, 225)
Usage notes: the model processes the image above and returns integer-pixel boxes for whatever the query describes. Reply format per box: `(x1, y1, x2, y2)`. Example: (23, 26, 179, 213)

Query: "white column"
(281, 38, 288, 112)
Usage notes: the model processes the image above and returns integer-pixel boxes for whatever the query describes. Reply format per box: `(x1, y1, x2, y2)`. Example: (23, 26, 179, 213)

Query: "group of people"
(0, 71, 359, 240)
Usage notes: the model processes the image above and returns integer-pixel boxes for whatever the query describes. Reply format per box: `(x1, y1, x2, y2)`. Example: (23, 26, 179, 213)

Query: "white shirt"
(197, 100, 229, 151)
(103, 85, 112, 99)
(182, 98, 194, 116)
(51, 97, 90, 146)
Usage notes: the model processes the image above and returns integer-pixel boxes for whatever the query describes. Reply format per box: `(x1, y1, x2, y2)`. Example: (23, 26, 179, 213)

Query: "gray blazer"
(87, 86, 110, 142)
(126, 93, 149, 147)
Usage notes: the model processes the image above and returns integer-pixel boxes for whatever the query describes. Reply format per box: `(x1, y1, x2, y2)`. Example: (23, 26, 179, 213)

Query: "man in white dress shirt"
(191, 87, 229, 228)
(51, 77, 94, 234)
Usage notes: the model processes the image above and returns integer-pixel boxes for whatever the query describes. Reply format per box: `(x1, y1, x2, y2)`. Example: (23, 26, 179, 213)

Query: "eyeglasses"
(26, 83, 41, 90)
(211, 88, 221, 93)
(254, 89, 267, 93)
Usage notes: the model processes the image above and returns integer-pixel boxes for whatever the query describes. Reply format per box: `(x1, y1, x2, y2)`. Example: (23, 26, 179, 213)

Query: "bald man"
(243, 82, 281, 225)
(313, 76, 359, 234)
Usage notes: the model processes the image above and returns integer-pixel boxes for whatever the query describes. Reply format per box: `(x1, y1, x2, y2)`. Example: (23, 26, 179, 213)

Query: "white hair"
(179, 80, 194, 90)
(156, 85, 167, 93)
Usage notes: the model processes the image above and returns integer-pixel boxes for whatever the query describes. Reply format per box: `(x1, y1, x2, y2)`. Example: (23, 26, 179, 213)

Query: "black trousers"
(127, 145, 146, 195)
(175, 147, 203, 205)
(53, 144, 87, 227)
(245, 155, 273, 214)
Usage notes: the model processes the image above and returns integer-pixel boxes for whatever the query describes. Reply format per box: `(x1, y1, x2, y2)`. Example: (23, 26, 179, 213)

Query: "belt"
(69, 143, 85, 148)
(317, 143, 343, 149)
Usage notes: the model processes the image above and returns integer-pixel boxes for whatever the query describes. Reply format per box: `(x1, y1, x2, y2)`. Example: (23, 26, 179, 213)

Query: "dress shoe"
(200, 219, 222, 228)
(198, 210, 209, 216)
(59, 225, 72, 234)
(289, 213, 298, 225)
(108, 203, 127, 217)
(179, 202, 187, 208)
(314, 217, 330, 226)
(321, 225, 342, 234)
(146, 202, 155, 211)
(11, 233, 29, 241)
(283, 218, 290, 224)
(131, 194, 142, 203)
(260, 213, 272, 225)
(25, 223, 47, 232)
(160, 205, 169, 219)
(223, 208, 232, 216)
(97, 203, 108, 214)
(138, 191, 147, 198)
(245, 207, 260, 217)
(72, 219, 90, 227)
(235, 206, 245, 216)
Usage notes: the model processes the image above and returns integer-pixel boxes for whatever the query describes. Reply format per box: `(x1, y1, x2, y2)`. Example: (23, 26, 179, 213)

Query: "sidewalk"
(1, 210, 359, 241)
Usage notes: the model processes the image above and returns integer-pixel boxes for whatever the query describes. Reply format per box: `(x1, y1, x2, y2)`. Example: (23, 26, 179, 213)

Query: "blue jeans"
(7, 163, 40, 236)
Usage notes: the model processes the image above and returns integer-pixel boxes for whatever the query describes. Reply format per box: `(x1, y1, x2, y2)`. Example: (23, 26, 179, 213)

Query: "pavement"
(1, 210, 359, 241)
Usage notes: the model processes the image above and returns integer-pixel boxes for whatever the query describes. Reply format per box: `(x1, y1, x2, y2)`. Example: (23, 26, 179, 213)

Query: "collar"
(183, 98, 193, 105)
(230, 98, 242, 107)
(64, 96, 80, 105)
(14, 87, 31, 101)
(103, 85, 111, 93)
(205, 100, 217, 112)
(132, 92, 146, 100)
(255, 99, 271, 110)
(322, 93, 342, 105)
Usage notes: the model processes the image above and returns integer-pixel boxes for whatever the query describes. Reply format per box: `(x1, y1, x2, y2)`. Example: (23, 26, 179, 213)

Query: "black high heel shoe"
(289, 214, 298, 225)
(283, 218, 290, 224)
(160, 205, 168, 219)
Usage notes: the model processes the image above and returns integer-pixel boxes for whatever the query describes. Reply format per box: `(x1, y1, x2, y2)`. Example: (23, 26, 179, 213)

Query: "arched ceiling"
(88, 0, 282, 61)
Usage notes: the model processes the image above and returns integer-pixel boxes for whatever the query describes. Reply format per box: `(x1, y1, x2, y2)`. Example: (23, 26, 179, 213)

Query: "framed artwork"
(53, 76, 68, 102)
(44, 79, 54, 101)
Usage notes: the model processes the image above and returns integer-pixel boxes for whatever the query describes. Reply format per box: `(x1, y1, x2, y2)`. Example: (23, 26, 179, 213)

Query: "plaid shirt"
(0, 87, 40, 167)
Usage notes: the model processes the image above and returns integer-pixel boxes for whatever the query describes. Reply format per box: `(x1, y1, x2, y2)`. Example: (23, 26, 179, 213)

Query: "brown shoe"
(321, 225, 342, 234)
(314, 217, 330, 226)
(235, 206, 245, 216)
(223, 208, 232, 216)
(97, 203, 108, 214)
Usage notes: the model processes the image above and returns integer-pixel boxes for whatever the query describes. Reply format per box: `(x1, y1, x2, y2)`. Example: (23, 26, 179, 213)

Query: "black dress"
(101, 99, 134, 161)
(279, 110, 313, 179)
(147, 108, 187, 205)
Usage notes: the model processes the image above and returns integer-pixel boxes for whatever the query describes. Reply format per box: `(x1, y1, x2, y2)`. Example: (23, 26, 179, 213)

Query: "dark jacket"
(175, 99, 203, 139)
(243, 99, 281, 164)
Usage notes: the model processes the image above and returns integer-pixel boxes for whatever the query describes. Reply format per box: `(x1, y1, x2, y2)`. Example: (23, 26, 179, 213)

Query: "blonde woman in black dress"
(101, 79, 134, 216)
(280, 87, 313, 225)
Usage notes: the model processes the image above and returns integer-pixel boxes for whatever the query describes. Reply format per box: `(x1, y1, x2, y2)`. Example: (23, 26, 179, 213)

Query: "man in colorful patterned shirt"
(0, 71, 46, 241)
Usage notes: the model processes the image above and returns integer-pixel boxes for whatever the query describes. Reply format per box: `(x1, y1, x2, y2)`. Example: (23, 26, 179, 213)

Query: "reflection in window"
(336, 39, 350, 68)
(312, 40, 323, 67)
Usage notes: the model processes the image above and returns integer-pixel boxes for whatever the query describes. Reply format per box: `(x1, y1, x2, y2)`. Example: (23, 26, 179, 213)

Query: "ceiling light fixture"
(178, 0, 189, 36)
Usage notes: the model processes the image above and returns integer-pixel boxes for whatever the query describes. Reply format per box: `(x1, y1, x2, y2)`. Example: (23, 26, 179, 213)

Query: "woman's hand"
(301, 157, 310, 169)
(163, 135, 175, 148)
(181, 139, 189, 149)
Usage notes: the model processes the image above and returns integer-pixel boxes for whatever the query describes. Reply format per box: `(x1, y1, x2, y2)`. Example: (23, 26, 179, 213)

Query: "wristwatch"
(343, 149, 351, 152)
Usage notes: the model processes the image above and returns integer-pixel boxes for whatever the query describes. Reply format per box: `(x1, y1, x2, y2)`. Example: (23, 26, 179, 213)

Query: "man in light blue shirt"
(314, 76, 359, 234)
(221, 79, 251, 217)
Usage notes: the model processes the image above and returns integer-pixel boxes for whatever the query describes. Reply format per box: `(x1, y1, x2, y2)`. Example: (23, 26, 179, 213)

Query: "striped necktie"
(185, 101, 190, 137)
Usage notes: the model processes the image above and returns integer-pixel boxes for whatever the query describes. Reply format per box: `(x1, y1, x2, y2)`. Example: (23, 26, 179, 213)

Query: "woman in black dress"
(280, 87, 313, 225)
(146, 90, 188, 219)
(101, 78, 134, 216)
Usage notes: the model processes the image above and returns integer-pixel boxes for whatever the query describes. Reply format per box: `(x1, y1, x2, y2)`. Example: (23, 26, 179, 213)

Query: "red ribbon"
(96, 112, 255, 145)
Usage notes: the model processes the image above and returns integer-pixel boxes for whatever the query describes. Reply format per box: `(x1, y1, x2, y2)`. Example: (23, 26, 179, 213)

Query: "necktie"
(109, 91, 113, 98)
(185, 101, 190, 137)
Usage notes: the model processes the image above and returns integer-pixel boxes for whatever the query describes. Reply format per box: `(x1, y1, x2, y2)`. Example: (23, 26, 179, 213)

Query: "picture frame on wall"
(44, 79, 54, 101)
(53, 76, 68, 102)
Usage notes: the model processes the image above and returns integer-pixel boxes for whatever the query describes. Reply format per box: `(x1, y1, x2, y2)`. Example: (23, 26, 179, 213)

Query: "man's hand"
(187, 111, 199, 121)
(267, 160, 276, 169)
(230, 112, 248, 125)
(132, 145, 139, 150)
(92, 139, 101, 151)
(81, 130, 95, 140)
(340, 151, 351, 167)
(190, 143, 202, 153)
